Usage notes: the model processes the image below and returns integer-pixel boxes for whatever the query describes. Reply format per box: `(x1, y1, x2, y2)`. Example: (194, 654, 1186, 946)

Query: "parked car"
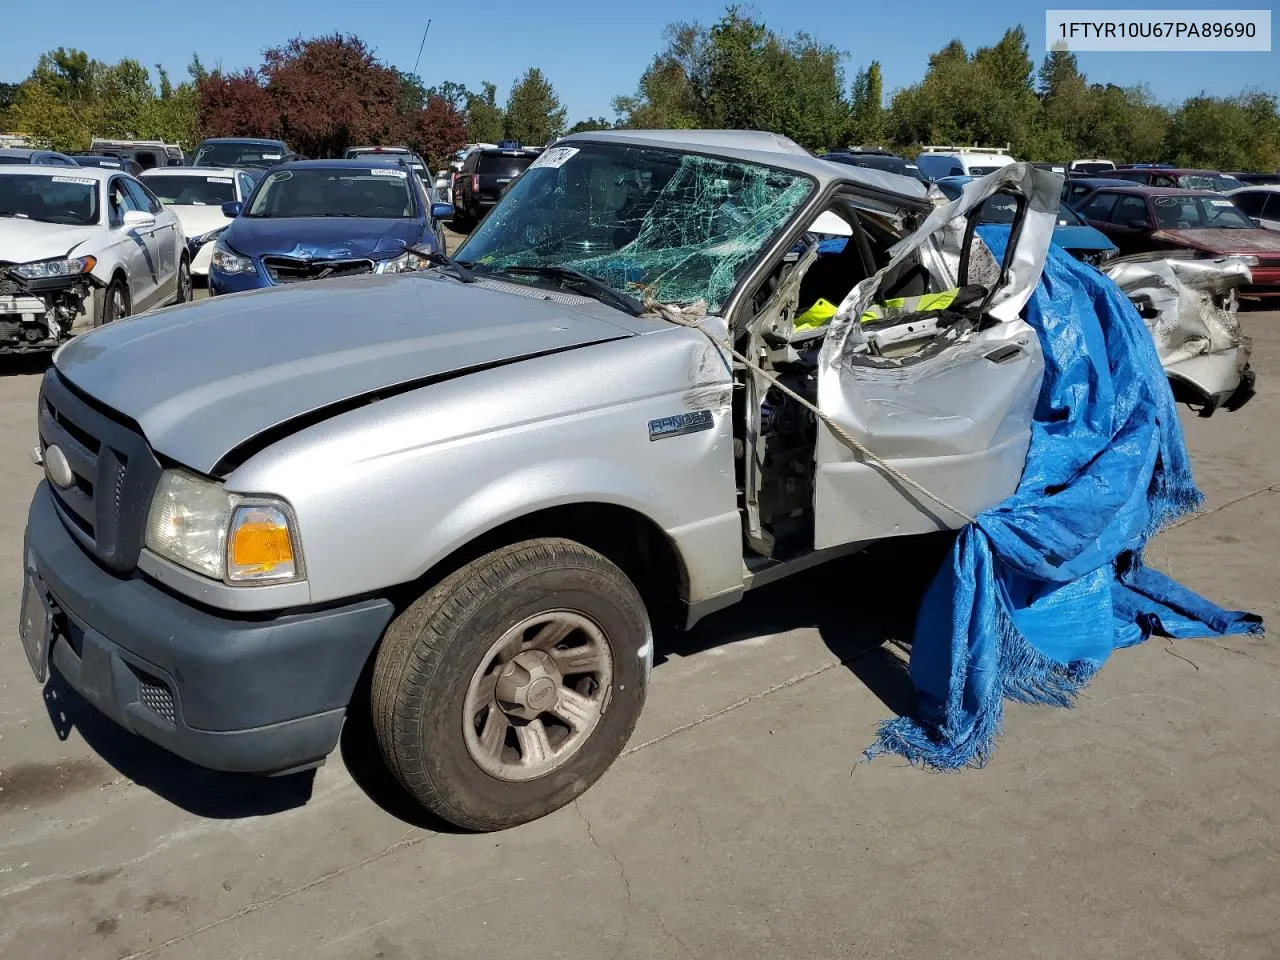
(89, 138, 184, 169)
(16, 128, 1075, 831)
(1074, 185, 1280, 294)
(1068, 158, 1117, 175)
(1111, 167, 1245, 192)
(1227, 185, 1280, 231)
(1227, 171, 1280, 186)
(188, 138, 301, 173)
(821, 147, 929, 184)
(67, 153, 144, 176)
(1063, 176, 1147, 209)
(344, 146, 429, 180)
(1102, 252, 1254, 414)
(0, 166, 190, 352)
(208, 158, 453, 294)
(916, 145, 1015, 179)
(140, 167, 259, 280)
(935, 176, 1118, 265)
(451, 144, 542, 229)
(0, 148, 80, 167)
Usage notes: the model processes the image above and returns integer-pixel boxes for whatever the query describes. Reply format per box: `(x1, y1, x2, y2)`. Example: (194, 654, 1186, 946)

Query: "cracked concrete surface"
(0, 311, 1277, 960)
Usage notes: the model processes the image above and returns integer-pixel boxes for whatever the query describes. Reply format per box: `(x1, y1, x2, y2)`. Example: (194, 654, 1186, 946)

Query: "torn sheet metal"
(1101, 252, 1254, 409)
(811, 165, 1060, 546)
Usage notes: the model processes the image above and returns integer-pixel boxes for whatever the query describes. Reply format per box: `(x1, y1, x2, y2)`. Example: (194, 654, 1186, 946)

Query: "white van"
(916, 145, 1015, 180)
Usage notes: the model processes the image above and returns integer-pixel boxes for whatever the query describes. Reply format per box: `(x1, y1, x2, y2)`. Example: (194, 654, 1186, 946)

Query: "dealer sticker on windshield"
(530, 146, 579, 170)
(262, 153, 282, 159)
(370, 168, 407, 177)
(207, 177, 233, 183)
(52, 176, 96, 185)
(1209, 198, 1234, 207)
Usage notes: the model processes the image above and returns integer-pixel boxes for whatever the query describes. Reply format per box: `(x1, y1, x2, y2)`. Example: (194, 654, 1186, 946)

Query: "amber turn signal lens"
(227, 504, 298, 582)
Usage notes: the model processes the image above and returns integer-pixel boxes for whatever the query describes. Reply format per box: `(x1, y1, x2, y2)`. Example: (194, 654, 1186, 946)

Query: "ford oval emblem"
(44, 444, 75, 490)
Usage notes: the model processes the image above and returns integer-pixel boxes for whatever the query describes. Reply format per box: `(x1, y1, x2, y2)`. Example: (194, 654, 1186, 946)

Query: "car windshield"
(0, 173, 98, 225)
(1073, 162, 1115, 175)
(1152, 195, 1255, 229)
(969, 194, 1080, 226)
(827, 154, 911, 177)
(0, 155, 36, 165)
(455, 142, 814, 313)
(1177, 173, 1245, 192)
(246, 167, 415, 218)
(143, 174, 236, 205)
(192, 142, 285, 168)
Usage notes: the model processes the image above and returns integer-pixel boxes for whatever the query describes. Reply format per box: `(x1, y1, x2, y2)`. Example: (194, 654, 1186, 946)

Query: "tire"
(370, 538, 651, 831)
(174, 254, 192, 304)
(100, 276, 130, 325)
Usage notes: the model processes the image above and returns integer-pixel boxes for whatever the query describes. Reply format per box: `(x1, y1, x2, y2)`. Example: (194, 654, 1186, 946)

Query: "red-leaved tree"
(195, 34, 467, 167)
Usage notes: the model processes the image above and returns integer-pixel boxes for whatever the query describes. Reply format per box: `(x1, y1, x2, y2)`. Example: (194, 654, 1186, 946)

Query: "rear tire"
(370, 538, 650, 832)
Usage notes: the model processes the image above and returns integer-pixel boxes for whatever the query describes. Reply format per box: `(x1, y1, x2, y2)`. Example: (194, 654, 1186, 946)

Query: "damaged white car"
(1102, 252, 1256, 414)
(20, 132, 1089, 830)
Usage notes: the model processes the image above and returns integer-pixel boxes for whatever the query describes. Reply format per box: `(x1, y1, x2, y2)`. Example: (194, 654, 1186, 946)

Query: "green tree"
(848, 61, 885, 145)
(426, 80, 471, 112)
(567, 117, 614, 134)
(503, 68, 566, 144)
(465, 81, 505, 143)
(1165, 92, 1280, 170)
(614, 8, 849, 152)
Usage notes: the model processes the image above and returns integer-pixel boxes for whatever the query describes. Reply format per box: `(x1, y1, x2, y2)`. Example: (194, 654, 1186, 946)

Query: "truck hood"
(0, 220, 99, 263)
(1154, 228, 1280, 256)
(223, 217, 423, 261)
(54, 273, 636, 474)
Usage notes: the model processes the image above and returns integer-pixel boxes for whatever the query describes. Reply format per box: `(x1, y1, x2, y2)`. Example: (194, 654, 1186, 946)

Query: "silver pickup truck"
(19, 131, 1061, 830)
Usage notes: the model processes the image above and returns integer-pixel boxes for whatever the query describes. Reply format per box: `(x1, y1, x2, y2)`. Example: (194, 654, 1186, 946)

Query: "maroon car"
(1076, 186, 1280, 295)
(1111, 167, 1245, 192)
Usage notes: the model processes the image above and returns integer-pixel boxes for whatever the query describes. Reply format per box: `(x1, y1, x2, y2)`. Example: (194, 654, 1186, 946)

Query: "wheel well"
(389, 503, 690, 635)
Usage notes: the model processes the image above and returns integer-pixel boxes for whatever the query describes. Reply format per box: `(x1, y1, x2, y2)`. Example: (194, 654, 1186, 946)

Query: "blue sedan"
(935, 175, 1119, 266)
(209, 159, 454, 295)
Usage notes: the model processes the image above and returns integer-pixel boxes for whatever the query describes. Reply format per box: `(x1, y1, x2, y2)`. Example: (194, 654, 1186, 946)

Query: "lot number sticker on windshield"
(530, 146, 578, 170)
(1209, 198, 1234, 207)
(52, 176, 96, 185)
(262, 153, 282, 160)
(207, 177, 233, 183)
(370, 168, 407, 177)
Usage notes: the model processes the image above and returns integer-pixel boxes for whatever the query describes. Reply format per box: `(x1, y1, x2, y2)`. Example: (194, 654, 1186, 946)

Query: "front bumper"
(23, 483, 395, 774)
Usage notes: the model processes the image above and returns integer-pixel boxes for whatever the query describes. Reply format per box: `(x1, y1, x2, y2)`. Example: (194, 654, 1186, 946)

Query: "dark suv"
(452, 145, 542, 229)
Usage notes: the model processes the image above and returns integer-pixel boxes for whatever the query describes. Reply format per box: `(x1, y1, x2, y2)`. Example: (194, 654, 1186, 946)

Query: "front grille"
(133, 668, 177, 724)
(38, 370, 162, 573)
(262, 256, 375, 284)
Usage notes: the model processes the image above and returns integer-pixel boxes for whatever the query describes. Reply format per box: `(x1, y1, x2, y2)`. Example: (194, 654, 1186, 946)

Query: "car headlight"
(12, 255, 97, 279)
(1098, 247, 1118, 262)
(375, 250, 430, 274)
(210, 241, 254, 275)
(1237, 255, 1262, 266)
(144, 469, 303, 583)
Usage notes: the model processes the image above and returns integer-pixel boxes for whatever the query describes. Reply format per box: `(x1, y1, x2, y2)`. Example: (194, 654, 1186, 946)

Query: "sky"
(1, 0, 1276, 122)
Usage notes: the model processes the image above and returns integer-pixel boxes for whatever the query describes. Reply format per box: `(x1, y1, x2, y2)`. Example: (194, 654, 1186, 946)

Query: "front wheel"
(100, 276, 130, 325)
(370, 539, 651, 831)
(174, 254, 192, 304)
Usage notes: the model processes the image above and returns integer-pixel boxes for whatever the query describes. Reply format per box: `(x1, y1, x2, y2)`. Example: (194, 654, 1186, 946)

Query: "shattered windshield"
(1152, 195, 1254, 229)
(454, 142, 814, 312)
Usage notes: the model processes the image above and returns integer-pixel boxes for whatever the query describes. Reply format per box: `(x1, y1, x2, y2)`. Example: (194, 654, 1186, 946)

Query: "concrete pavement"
(0, 311, 1276, 960)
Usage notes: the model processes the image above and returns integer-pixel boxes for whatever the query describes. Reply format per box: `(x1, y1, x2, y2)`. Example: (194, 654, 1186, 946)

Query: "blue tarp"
(870, 227, 1264, 769)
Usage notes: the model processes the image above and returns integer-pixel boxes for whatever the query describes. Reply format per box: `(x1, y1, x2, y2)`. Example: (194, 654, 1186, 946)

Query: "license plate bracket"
(19, 573, 54, 684)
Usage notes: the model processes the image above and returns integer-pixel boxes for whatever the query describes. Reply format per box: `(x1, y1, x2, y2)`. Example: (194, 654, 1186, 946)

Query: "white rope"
(644, 298, 977, 526)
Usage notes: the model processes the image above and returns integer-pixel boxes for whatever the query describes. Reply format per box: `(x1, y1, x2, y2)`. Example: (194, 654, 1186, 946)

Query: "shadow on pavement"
(40, 671, 316, 818)
(37, 533, 951, 825)
(0, 353, 52, 378)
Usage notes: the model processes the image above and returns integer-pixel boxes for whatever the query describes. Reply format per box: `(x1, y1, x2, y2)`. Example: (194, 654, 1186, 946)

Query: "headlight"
(1238, 255, 1262, 266)
(12, 255, 97, 279)
(144, 469, 303, 583)
(1098, 247, 1118, 262)
(210, 241, 254, 275)
(374, 250, 430, 274)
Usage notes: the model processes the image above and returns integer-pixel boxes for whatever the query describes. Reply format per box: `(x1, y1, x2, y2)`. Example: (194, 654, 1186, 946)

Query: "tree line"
(2, 8, 1277, 173)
